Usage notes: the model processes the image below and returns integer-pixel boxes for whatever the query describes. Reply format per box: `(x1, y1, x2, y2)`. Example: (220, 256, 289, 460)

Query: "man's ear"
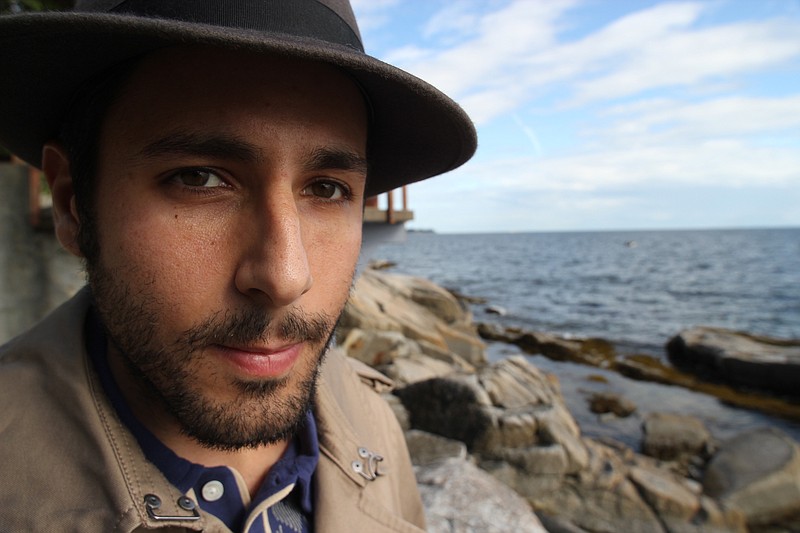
(42, 141, 83, 257)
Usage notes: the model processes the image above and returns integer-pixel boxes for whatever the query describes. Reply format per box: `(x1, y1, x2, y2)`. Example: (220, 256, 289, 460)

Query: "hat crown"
(72, 0, 363, 51)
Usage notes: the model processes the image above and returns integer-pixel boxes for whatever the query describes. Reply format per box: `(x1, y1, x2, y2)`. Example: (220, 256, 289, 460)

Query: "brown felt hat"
(0, 0, 476, 196)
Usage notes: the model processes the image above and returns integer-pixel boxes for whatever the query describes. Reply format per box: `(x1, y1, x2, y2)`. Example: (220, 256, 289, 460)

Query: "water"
(368, 228, 800, 356)
(366, 227, 800, 446)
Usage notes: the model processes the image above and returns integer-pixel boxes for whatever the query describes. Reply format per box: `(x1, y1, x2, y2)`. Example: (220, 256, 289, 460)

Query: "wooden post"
(387, 189, 395, 224)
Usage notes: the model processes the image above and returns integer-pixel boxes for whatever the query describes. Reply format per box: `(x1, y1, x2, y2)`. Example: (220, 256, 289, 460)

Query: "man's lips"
(212, 342, 303, 378)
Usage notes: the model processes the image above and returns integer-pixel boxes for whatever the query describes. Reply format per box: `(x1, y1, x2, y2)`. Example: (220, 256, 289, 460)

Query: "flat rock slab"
(666, 326, 800, 397)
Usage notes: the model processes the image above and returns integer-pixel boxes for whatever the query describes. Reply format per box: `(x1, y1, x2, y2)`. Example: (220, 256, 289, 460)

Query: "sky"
(350, 0, 800, 233)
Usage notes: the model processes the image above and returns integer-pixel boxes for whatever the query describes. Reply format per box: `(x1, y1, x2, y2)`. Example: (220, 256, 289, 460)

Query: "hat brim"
(0, 13, 476, 196)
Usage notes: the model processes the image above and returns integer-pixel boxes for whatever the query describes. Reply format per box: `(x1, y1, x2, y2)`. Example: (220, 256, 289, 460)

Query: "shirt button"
(201, 480, 224, 502)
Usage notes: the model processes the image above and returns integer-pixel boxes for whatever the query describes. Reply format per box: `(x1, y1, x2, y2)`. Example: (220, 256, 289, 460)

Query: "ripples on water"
(369, 228, 800, 355)
(367, 228, 800, 445)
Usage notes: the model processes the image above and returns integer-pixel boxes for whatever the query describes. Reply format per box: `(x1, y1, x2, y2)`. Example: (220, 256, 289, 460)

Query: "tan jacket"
(0, 289, 426, 532)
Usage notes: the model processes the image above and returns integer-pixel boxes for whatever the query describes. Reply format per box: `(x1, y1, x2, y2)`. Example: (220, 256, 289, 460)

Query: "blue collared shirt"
(86, 310, 318, 532)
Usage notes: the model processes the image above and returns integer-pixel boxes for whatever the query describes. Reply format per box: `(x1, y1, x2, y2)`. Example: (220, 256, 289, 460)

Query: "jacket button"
(201, 480, 225, 502)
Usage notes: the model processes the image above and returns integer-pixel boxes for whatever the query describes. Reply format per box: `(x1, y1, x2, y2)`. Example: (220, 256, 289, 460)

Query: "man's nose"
(233, 195, 313, 307)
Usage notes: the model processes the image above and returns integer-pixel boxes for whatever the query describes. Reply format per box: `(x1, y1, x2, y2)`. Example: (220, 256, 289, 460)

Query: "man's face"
(87, 47, 368, 450)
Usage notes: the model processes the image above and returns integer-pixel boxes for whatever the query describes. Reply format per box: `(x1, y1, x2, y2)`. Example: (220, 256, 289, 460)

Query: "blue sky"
(351, 0, 800, 233)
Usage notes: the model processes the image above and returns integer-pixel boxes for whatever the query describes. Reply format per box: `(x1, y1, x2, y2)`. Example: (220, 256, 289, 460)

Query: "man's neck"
(106, 343, 288, 496)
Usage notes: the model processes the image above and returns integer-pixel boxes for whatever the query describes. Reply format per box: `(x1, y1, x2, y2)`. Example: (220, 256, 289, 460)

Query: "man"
(0, 1, 476, 531)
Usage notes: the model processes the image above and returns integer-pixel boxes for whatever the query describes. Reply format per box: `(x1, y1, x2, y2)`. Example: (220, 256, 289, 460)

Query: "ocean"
(366, 227, 800, 446)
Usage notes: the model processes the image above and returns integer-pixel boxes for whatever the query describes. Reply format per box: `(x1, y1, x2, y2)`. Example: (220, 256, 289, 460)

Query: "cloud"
(384, 1, 800, 124)
(470, 140, 800, 192)
(568, 20, 800, 105)
(598, 95, 800, 142)
(384, 0, 575, 102)
(356, 1, 800, 231)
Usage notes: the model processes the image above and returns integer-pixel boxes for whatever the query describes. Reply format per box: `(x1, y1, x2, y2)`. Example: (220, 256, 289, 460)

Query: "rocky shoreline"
(339, 268, 800, 533)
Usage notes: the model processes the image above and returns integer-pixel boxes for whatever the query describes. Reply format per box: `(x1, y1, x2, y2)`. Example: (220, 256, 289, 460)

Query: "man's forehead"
(95, 48, 369, 169)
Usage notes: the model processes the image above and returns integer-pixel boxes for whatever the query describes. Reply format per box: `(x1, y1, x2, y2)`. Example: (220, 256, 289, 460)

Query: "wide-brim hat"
(0, 0, 477, 196)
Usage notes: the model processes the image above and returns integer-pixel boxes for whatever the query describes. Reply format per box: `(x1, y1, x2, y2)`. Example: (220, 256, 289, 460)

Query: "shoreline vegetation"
(342, 265, 800, 532)
(477, 322, 800, 422)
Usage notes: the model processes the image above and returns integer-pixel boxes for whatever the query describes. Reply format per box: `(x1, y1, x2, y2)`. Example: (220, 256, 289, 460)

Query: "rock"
(666, 326, 800, 397)
(340, 269, 487, 366)
(641, 412, 713, 462)
(415, 457, 548, 533)
(485, 305, 506, 316)
(396, 357, 589, 488)
(586, 391, 636, 417)
(341, 328, 462, 386)
(446, 288, 487, 305)
(395, 355, 749, 532)
(382, 393, 410, 431)
(383, 355, 459, 386)
(476, 322, 510, 341)
(395, 374, 494, 450)
(367, 259, 396, 270)
(476, 323, 616, 368)
(534, 439, 665, 533)
(537, 515, 592, 533)
(405, 430, 467, 466)
(629, 462, 745, 533)
(534, 440, 747, 533)
(342, 328, 417, 366)
(703, 427, 800, 527)
(340, 271, 798, 532)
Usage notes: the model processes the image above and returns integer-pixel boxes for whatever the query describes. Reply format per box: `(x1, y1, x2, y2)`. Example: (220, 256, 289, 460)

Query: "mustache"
(180, 306, 337, 350)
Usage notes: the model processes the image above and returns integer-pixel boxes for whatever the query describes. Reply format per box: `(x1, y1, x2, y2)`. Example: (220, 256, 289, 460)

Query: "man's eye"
(304, 181, 347, 200)
(172, 169, 226, 188)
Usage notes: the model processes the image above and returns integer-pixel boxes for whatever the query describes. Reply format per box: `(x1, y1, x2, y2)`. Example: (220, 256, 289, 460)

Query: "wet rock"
(485, 305, 506, 316)
(703, 427, 800, 527)
(477, 323, 615, 367)
(667, 326, 800, 397)
(586, 391, 636, 417)
(642, 412, 713, 462)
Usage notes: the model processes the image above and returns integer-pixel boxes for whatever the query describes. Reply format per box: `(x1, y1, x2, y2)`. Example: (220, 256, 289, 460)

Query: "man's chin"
(171, 370, 320, 451)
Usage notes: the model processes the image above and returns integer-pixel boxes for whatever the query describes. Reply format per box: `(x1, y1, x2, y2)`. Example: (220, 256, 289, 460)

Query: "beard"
(87, 260, 343, 452)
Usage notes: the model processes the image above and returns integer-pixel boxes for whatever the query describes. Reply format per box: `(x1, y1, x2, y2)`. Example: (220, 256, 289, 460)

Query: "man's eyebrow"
(138, 132, 261, 162)
(305, 147, 368, 176)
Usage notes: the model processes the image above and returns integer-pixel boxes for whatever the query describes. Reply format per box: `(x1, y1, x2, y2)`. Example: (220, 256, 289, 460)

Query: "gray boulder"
(703, 427, 800, 527)
(406, 424, 547, 532)
(416, 457, 548, 533)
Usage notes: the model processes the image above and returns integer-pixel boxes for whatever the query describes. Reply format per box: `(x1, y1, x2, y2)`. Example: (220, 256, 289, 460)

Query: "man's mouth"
(212, 342, 304, 378)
